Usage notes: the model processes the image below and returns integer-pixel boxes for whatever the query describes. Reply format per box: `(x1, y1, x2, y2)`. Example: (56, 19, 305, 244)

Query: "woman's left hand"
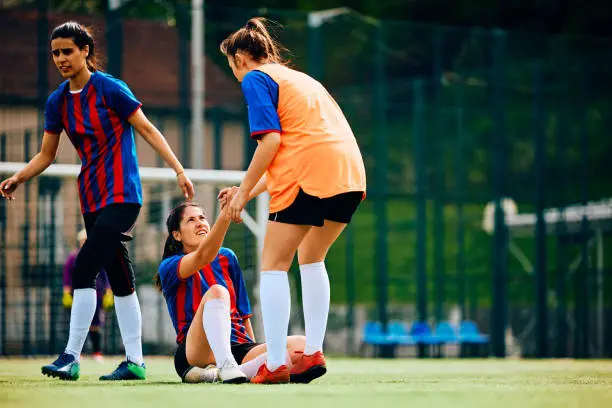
(228, 188, 250, 223)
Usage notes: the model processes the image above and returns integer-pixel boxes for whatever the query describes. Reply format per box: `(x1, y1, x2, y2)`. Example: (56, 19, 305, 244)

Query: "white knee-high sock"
(65, 288, 97, 360)
(114, 293, 144, 365)
(239, 351, 292, 379)
(299, 262, 330, 355)
(260, 271, 290, 371)
(202, 299, 237, 367)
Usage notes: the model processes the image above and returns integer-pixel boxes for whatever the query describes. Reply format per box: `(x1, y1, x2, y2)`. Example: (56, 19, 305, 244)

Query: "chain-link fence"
(1, 1, 611, 358)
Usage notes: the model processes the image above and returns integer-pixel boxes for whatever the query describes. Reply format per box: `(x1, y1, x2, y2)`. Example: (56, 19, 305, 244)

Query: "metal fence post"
(576, 66, 590, 358)
(22, 131, 32, 355)
(432, 26, 445, 324)
(105, 4, 123, 78)
(491, 29, 508, 358)
(414, 78, 428, 357)
(554, 70, 568, 358)
(454, 105, 467, 320)
(0, 133, 6, 355)
(373, 21, 391, 357)
(176, 3, 191, 168)
(533, 59, 549, 358)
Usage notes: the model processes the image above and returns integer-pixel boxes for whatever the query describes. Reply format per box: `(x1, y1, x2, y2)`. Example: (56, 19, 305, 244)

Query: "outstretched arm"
(228, 132, 280, 221)
(176, 191, 236, 279)
(0, 132, 60, 200)
(129, 109, 195, 200)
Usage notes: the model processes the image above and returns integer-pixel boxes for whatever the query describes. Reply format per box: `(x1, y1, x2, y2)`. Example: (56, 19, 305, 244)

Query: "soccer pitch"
(1, 357, 611, 408)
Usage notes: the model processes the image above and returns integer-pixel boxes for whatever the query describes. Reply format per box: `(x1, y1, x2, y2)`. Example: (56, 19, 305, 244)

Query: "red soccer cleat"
(289, 351, 327, 384)
(250, 364, 290, 384)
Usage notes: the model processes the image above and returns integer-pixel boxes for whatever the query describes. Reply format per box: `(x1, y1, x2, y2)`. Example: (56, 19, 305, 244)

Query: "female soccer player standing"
(0, 21, 194, 381)
(219, 18, 367, 384)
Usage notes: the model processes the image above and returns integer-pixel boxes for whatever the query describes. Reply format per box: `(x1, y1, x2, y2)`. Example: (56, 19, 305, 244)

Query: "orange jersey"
(248, 64, 366, 213)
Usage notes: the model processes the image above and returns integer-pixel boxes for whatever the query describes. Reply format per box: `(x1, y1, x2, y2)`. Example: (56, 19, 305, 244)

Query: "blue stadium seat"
(459, 320, 489, 344)
(409, 321, 441, 345)
(387, 321, 415, 345)
(434, 321, 459, 344)
(362, 321, 394, 345)
(360, 321, 397, 357)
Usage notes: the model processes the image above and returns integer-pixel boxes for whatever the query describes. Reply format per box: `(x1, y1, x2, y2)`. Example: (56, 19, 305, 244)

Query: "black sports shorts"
(268, 189, 363, 227)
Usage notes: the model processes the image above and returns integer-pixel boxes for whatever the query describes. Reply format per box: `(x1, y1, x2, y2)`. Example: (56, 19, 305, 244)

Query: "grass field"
(1, 357, 611, 408)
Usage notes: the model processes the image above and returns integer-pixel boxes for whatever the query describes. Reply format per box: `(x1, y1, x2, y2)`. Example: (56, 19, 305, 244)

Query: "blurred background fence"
(1, 0, 611, 359)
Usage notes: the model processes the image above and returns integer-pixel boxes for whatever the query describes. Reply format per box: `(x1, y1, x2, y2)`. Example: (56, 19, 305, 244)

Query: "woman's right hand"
(218, 186, 238, 209)
(0, 176, 20, 200)
(219, 187, 239, 219)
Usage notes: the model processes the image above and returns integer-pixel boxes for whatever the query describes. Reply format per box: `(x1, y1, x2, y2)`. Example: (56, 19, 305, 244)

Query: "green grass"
(1, 357, 611, 408)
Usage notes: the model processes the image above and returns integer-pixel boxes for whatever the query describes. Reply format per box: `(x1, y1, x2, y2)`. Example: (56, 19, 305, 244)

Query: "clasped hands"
(217, 186, 249, 223)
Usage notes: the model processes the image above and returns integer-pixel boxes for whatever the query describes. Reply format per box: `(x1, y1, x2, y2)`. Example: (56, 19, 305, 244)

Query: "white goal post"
(0, 161, 269, 273)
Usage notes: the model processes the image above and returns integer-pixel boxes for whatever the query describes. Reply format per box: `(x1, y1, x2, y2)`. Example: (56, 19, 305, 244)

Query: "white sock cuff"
(114, 292, 138, 305)
(74, 288, 96, 295)
(261, 270, 288, 276)
(299, 262, 326, 273)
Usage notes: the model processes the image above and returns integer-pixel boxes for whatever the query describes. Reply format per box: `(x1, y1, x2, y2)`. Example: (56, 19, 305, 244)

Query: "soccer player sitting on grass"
(154, 198, 307, 384)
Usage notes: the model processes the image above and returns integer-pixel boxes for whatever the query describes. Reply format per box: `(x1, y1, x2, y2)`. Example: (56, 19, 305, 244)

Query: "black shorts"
(73, 203, 140, 297)
(269, 189, 364, 227)
(173, 340, 261, 378)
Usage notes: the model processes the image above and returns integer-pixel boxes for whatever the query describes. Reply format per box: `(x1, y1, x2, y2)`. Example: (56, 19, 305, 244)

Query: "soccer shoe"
(99, 360, 146, 381)
(41, 352, 80, 381)
(290, 351, 327, 384)
(182, 364, 220, 384)
(250, 364, 290, 384)
(218, 360, 248, 384)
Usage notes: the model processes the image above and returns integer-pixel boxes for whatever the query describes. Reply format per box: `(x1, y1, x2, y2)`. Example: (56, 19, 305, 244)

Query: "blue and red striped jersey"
(158, 247, 254, 345)
(44, 71, 143, 214)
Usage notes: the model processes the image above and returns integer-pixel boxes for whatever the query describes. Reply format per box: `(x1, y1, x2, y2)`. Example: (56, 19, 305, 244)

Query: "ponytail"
(220, 17, 288, 64)
(154, 235, 184, 293)
(162, 234, 183, 260)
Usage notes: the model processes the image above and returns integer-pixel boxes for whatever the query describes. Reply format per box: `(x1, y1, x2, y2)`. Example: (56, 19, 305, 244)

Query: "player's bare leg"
(252, 222, 310, 384)
(291, 220, 347, 383)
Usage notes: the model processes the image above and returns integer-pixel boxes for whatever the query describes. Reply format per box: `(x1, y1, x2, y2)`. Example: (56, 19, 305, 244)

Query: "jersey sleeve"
(241, 71, 281, 139)
(44, 91, 63, 135)
(104, 78, 142, 121)
(158, 255, 185, 295)
(226, 249, 252, 318)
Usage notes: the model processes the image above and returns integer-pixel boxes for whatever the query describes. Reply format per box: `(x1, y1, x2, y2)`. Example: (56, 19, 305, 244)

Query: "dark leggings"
(72, 203, 140, 297)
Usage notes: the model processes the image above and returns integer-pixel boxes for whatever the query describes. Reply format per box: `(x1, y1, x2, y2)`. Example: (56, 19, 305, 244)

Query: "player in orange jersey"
(219, 17, 366, 384)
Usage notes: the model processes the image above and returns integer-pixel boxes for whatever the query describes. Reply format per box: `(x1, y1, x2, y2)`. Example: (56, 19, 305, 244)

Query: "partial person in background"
(63, 229, 114, 362)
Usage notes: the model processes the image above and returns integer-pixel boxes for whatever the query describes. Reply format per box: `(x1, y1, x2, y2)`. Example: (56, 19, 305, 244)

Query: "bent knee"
(297, 245, 328, 265)
(204, 284, 230, 301)
(287, 335, 306, 353)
